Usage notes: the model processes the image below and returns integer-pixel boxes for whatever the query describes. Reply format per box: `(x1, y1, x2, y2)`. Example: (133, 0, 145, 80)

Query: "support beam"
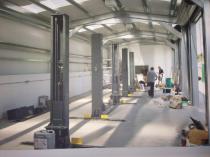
(70, 12, 176, 28)
(202, 0, 210, 144)
(189, 22, 199, 108)
(165, 39, 177, 50)
(104, 31, 168, 42)
(142, 0, 154, 30)
(173, 41, 180, 83)
(84, 27, 96, 33)
(191, 0, 204, 8)
(111, 44, 120, 105)
(160, 22, 182, 39)
(169, 0, 177, 16)
(118, 39, 165, 46)
(66, 0, 91, 16)
(0, 6, 49, 28)
(129, 52, 135, 92)
(91, 34, 105, 117)
(28, 0, 57, 14)
(69, 26, 83, 38)
(46, 14, 70, 148)
(180, 30, 190, 99)
(122, 48, 129, 96)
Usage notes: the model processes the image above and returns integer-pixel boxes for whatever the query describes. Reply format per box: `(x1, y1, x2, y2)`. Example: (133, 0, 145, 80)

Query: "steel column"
(47, 14, 70, 148)
(122, 48, 129, 96)
(180, 30, 190, 98)
(111, 44, 120, 105)
(189, 22, 199, 106)
(178, 40, 182, 85)
(203, 0, 210, 144)
(129, 52, 135, 92)
(91, 34, 104, 117)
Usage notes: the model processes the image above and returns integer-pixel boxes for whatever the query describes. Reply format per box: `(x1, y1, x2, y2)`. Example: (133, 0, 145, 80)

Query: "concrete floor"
(0, 89, 195, 149)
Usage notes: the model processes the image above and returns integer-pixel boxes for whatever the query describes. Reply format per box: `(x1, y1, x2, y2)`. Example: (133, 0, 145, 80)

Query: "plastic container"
(34, 130, 55, 149)
(166, 78, 173, 88)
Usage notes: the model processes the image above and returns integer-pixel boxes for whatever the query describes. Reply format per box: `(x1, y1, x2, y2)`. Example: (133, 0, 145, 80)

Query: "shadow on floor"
(70, 120, 90, 135)
(0, 119, 49, 146)
(0, 119, 16, 130)
(83, 126, 114, 145)
(104, 94, 161, 147)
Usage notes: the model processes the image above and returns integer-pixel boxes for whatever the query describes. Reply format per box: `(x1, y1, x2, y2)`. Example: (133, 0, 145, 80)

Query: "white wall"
(120, 42, 174, 78)
(0, 17, 109, 118)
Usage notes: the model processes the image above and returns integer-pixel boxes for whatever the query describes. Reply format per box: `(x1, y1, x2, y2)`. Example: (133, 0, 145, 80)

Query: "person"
(147, 67, 157, 97)
(158, 66, 164, 85)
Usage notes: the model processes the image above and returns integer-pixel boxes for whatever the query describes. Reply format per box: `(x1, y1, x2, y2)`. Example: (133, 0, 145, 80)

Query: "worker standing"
(147, 67, 157, 97)
(158, 66, 164, 85)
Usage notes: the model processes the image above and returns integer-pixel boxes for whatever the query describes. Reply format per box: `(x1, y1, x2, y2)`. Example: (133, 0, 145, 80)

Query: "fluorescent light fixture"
(6, 3, 28, 13)
(93, 18, 121, 25)
(139, 20, 149, 25)
(119, 35, 134, 39)
(86, 25, 103, 30)
(22, 4, 46, 13)
(152, 22, 160, 25)
(74, 0, 89, 4)
(78, 28, 87, 32)
(40, 0, 70, 9)
(106, 23, 115, 27)
(160, 0, 171, 2)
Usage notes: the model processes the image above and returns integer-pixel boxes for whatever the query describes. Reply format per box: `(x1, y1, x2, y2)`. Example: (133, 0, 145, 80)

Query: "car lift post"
(111, 43, 120, 105)
(46, 14, 70, 148)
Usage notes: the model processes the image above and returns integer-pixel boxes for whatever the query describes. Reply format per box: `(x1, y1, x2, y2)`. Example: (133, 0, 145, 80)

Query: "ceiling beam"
(160, 22, 182, 39)
(66, 0, 91, 16)
(142, 0, 154, 29)
(190, 0, 204, 8)
(103, 31, 168, 42)
(0, 6, 49, 28)
(28, 0, 57, 14)
(70, 12, 176, 28)
(0, 6, 90, 41)
(169, 0, 177, 16)
(70, 25, 84, 38)
(84, 27, 96, 33)
(119, 39, 165, 46)
(164, 39, 177, 50)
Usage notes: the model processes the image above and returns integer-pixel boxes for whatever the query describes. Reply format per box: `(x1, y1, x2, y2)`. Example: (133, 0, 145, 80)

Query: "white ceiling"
(4, 0, 183, 44)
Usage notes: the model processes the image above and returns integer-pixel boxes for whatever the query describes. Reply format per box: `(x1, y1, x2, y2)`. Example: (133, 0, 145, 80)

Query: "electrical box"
(34, 130, 55, 149)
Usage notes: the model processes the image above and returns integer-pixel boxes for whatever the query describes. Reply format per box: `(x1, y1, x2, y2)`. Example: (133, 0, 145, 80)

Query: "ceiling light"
(40, 0, 70, 9)
(6, 3, 28, 13)
(160, 0, 171, 2)
(78, 28, 87, 32)
(74, 0, 89, 4)
(119, 35, 134, 39)
(139, 20, 149, 25)
(22, 4, 46, 13)
(93, 18, 121, 25)
(106, 23, 115, 27)
(152, 22, 160, 25)
(86, 25, 103, 30)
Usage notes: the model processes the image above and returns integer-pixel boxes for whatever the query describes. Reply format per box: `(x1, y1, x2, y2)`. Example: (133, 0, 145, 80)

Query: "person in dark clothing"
(158, 66, 164, 85)
(147, 67, 157, 97)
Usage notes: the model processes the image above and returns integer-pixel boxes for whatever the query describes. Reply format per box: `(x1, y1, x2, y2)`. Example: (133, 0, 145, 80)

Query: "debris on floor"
(188, 129, 208, 145)
(181, 117, 208, 146)
(160, 94, 191, 109)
